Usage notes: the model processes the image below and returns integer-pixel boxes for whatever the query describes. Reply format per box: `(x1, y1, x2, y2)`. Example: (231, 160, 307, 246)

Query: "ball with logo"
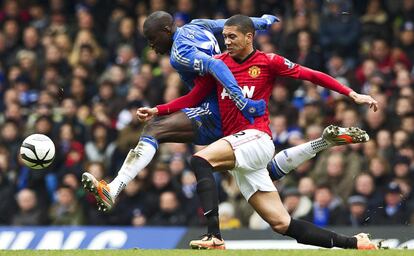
(20, 134, 55, 170)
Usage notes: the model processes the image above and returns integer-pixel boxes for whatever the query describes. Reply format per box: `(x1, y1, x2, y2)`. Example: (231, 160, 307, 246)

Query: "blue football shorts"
(181, 102, 223, 145)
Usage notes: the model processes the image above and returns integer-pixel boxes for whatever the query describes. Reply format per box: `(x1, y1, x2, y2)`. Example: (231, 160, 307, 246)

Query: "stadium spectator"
(375, 129, 394, 162)
(12, 188, 48, 226)
(0, 147, 16, 224)
(397, 21, 414, 60)
(55, 123, 85, 178)
(180, 170, 202, 225)
(109, 178, 148, 225)
(370, 182, 410, 225)
(59, 97, 87, 143)
(319, 0, 360, 64)
(131, 208, 147, 227)
(312, 149, 362, 201)
(302, 183, 344, 227)
(148, 190, 187, 226)
(341, 195, 370, 227)
(359, 0, 390, 46)
(84, 122, 117, 171)
(145, 164, 181, 217)
(297, 176, 316, 199)
(352, 172, 383, 210)
(218, 201, 241, 229)
(0, 119, 21, 167)
(282, 187, 312, 219)
(367, 155, 391, 191)
(49, 185, 85, 225)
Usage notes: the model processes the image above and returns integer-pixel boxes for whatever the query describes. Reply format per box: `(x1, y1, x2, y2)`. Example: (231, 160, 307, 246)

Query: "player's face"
(144, 28, 173, 55)
(223, 25, 253, 58)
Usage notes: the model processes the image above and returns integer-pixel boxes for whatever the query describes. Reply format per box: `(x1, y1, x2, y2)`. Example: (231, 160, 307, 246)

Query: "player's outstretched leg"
(249, 190, 378, 250)
(284, 218, 378, 250)
(81, 112, 195, 211)
(268, 125, 369, 180)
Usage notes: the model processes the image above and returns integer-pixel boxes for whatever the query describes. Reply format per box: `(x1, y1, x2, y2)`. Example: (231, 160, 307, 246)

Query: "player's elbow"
(206, 58, 222, 74)
(298, 66, 318, 81)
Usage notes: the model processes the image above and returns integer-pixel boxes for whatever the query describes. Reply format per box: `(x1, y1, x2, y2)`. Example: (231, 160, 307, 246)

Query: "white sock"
(274, 137, 330, 174)
(108, 136, 158, 199)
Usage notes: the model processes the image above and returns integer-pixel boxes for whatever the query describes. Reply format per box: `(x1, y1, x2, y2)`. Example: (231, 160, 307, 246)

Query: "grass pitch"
(0, 250, 410, 256)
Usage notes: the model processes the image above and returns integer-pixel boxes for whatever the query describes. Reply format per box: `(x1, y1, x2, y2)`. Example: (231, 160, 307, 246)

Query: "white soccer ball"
(20, 134, 55, 170)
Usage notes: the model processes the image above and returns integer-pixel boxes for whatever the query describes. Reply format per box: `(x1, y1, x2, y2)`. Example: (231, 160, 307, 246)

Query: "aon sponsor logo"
(221, 86, 255, 99)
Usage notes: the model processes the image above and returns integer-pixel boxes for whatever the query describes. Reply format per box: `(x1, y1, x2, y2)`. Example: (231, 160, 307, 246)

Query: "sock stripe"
(140, 135, 159, 150)
(269, 159, 287, 180)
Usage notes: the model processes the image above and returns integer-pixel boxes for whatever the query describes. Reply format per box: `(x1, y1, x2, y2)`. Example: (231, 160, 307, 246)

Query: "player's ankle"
(108, 181, 126, 199)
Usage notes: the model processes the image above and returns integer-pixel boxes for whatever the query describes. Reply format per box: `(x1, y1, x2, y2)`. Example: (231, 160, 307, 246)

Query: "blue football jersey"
(170, 19, 222, 87)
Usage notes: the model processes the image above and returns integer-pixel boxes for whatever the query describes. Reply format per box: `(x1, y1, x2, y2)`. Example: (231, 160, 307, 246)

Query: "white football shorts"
(222, 129, 276, 200)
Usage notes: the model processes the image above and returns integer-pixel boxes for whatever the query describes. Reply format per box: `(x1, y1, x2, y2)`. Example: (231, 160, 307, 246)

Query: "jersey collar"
(233, 49, 257, 64)
(173, 27, 182, 41)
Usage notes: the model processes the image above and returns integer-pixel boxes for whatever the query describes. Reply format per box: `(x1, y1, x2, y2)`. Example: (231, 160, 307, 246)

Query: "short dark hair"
(316, 183, 332, 192)
(143, 11, 173, 35)
(224, 14, 255, 35)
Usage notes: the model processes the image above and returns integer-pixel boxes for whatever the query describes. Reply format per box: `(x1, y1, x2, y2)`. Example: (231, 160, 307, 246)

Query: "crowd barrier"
(0, 226, 413, 249)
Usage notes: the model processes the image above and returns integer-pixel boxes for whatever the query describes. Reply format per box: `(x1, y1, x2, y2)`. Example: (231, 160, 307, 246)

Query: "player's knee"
(142, 118, 165, 140)
(269, 214, 291, 234)
(190, 155, 212, 175)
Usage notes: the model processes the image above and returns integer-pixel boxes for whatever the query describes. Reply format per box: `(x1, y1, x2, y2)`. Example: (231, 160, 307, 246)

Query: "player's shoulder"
(188, 19, 208, 27)
(243, 50, 279, 65)
(258, 51, 282, 61)
(260, 51, 294, 66)
(213, 52, 228, 60)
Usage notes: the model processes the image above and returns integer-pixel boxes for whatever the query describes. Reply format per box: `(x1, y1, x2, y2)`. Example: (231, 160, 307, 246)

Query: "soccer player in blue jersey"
(82, 11, 278, 210)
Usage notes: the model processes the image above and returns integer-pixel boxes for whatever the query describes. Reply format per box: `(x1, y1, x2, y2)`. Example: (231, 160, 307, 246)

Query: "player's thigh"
(194, 139, 236, 171)
(248, 191, 291, 232)
(143, 111, 195, 143)
(225, 129, 275, 172)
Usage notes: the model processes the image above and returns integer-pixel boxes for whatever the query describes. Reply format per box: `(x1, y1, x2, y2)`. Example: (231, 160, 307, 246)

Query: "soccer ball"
(20, 134, 55, 170)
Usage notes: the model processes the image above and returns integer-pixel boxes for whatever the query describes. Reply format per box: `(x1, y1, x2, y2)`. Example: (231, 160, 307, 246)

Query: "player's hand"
(136, 107, 158, 122)
(240, 99, 266, 124)
(261, 14, 280, 29)
(349, 91, 378, 112)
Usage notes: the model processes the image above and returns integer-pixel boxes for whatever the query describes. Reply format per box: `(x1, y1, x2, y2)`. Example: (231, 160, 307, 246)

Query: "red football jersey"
(156, 49, 351, 136)
(211, 50, 301, 136)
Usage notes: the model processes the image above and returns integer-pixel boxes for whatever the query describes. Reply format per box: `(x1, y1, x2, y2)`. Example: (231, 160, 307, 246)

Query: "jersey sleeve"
(156, 75, 216, 115)
(190, 19, 227, 34)
(297, 66, 353, 96)
(171, 44, 247, 110)
(190, 16, 276, 34)
(250, 16, 275, 31)
(268, 54, 301, 78)
(170, 43, 211, 75)
(267, 54, 353, 96)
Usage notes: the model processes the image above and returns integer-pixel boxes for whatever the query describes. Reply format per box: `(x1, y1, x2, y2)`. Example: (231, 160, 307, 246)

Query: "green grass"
(0, 250, 410, 256)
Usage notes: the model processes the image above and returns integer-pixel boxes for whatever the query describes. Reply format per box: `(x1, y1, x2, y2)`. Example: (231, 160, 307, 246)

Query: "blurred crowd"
(0, 0, 413, 229)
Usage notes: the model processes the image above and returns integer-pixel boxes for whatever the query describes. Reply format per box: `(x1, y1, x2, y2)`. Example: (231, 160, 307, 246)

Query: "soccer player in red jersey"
(138, 15, 378, 250)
